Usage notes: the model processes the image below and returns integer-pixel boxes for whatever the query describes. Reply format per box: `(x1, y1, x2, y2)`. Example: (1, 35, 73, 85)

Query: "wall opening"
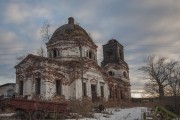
(19, 81, 23, 95)
(119, 49, 124, 60)
(108, 71, 114, 76)
(53, 50, 57, 58)
(91, 84, 97, 102)
(56, 80, 61, 95)
(101, 86, 104, 98)
(82, 82, 87, 96)
(107, 49, 113, 59)
(123, 72, 128, 78)
(35, 78, 41, 95)
(89, 51, 92, 59)
(109, 88, 112, 99)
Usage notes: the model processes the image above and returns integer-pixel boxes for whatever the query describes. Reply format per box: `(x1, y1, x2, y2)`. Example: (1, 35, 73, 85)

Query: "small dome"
(107, 39, 118, 44)
(48, 17, 93, 44)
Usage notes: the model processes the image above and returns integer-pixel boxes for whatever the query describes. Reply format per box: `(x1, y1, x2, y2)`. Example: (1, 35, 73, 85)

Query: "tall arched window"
(19, 81, 23, 95)
(82, 82, 87, 96)
(53, 50, 57, 58)
(56, 80, 62, 95)
(119, 49, 124, 60)
(123, 71, 128, 78)
(35, 78, 41, 95)
(108, 71, 114, 76)
(35, 72, 41, 95)
(109, 88, 112, 98)
(89, 51, 93, 59)
(86, 50, 94, 60)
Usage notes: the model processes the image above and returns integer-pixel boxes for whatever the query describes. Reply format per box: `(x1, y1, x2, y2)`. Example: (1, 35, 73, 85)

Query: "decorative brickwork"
(15, 17, 131, 101)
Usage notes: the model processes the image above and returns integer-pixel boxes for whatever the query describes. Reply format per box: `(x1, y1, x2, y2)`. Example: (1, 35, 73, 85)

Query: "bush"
(67, 97, 94, 118)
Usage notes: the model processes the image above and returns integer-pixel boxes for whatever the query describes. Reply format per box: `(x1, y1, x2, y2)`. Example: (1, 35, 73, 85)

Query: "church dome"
(46, 17, 97, 62)
(48, 17, 94, 44)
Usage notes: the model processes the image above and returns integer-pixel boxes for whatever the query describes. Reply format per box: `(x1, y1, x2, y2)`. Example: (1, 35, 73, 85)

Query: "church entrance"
(91, 84, 97, 102)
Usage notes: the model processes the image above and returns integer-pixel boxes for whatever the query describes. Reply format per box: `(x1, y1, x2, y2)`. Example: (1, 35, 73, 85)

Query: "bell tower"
(101, 39, 125, 67)
(101, 39, 130, 100)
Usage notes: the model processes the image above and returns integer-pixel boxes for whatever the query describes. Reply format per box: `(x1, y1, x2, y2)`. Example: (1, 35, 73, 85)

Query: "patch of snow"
(67, 107, 148, 120)
(0, 113, 16, 117)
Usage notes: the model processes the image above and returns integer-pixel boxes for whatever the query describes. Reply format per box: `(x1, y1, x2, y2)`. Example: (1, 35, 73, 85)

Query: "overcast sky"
(0, 0, 180, 97)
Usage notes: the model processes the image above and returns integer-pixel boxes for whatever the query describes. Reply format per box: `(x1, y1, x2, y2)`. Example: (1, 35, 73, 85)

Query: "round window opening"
(108, 71, 114, 76)
(123, 72, 127, 78)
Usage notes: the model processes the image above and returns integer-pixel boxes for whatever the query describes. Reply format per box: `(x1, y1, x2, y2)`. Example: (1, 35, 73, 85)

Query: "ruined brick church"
(15, 17, 131, 101)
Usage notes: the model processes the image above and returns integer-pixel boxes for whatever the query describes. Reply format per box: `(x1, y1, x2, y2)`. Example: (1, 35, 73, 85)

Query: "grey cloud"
(1, 0, 180, 97)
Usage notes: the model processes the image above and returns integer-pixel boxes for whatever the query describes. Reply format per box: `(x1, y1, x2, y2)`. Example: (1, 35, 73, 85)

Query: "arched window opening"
(35, 78, 41, 95)
(119, 49, 124, 60)
(120, 53, 122, 59)
(56, 80, 62, 95)
(123, 71, 127, 78)
(19, 81, 23, 95)
(82, 82, 87, 96)
(101, 86, 104, 98)
(108, 71, 114, 76)
(91, 84, 97, 102)
(108, 49, 113, 57)
(87, 50, 95, 60)
(89, 51, 92, 59)
(53, 50, 57, 58)
(109, 88, 112, 98)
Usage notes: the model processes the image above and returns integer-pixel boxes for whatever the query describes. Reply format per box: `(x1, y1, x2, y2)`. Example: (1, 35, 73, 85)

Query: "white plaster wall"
(62, 85, 70, 99)
(41, 79, 46, 99)
(69, 81, 76, 100)
(46, 82, 56, 99)
(44, 80, 70, 100)
(75, 79, 83, 99)
(71, 69, 110, 101)
(23, 78, 32, 97)
(21, 77, 46, 99)
(104, 84, 109, 100)
(74, 68, 109, 100)
(44, 81, 54, 99)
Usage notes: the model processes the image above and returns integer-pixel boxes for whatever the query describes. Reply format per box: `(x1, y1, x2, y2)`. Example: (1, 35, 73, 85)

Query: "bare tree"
(139, 55, 174, 99)
(166, 63, 180, 97)
(143, 81, 159, 97)
(38, 20, 52, 57)
(37, 46, 46, 57)
(40, 20, 51, 43)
